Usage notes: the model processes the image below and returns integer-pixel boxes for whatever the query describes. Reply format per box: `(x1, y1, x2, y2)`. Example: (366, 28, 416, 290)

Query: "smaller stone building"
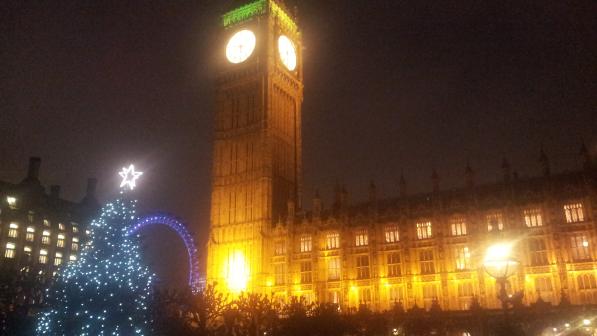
(0, 157, 98, 277)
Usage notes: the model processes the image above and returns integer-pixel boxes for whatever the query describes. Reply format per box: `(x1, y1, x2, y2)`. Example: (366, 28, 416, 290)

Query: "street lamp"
(483, 243, 520, 310)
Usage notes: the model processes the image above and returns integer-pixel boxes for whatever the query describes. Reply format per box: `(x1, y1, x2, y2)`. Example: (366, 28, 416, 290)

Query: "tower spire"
(580, 138, 592, 170)
(369, 180, 377, 204)
(539, 145, 550, 177)
(501, 157, 511, 183)
(431, 169, 440, 193)
(399, 171, 407, 197)
(465, 161, 474, 188)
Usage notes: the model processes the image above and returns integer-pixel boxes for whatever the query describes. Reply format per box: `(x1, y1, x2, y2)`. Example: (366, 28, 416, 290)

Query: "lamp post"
(483, 243, 520, 311)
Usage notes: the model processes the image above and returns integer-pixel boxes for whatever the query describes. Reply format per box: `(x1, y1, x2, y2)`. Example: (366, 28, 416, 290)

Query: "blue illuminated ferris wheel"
(126, 213, 202, 293)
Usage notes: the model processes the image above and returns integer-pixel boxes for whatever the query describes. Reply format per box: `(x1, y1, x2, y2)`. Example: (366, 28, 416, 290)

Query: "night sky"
(1, 0, 595, 288)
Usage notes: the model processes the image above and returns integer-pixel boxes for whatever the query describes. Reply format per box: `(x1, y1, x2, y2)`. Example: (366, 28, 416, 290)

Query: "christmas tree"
(37, 165, 153, 335)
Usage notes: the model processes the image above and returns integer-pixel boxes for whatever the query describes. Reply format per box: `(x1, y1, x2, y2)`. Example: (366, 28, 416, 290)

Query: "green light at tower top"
(222, 0, 298, 33)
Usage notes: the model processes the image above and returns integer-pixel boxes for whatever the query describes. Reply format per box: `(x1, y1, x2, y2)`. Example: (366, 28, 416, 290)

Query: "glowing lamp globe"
(483, 243, 520, 279)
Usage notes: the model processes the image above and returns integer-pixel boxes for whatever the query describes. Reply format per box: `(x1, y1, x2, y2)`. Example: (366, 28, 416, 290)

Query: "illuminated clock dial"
(278, 35, 297, 71)
(226, 29, 256, 64)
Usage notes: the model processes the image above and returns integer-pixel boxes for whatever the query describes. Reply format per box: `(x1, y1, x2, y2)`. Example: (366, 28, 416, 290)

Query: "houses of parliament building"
(206, 0, 597, 311)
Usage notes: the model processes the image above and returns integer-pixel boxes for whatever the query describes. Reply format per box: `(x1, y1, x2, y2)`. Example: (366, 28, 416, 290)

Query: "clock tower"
(206, 0, 303, 294)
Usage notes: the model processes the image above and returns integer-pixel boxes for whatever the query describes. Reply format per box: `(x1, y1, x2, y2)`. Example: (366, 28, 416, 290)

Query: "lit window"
(389, 286, 403, 303)
(534, 277, 553, 302)
(487, 212, 504, 231)
(302, 293, 315, 305)
(419, 249, 435, 274)
(358, 287, 372, 305)
(24, 246, 32, 254)
(4, 243, 16, 259)
(8, 223, 19, 238)
(416, 221, 432, 239)
(72, 226, 79, 233)
(300, 261, 312, 284)
(387, 252, 401, 277)
(27, 211, 34, 222)
(54, 252, 63, 266)
(69, 255, 77, 262)
(451, 219, 467, 236)
(328, 257, 341, 281)
(458, 282, 474, 310)
(39, 249, 48, 264)
(570, 234, 591, 261)
(422, 283, 438, 310)
(455, 246, 471, 270)
(356, 255, 370, 279)
(326, 232, 340, 249)
(328, 290, 341, 304)
(6, 196, 17, 208)
(42, 230, 51, 245)
(300, 236, 312, 253)
(528, 238, 549, 266)
(274, 264, 285, 285)
(43, 219, 50, 227)
(495, 280, 514, 298)
(26, 226, 35, 242)
(577, 274, 597, 304)
(524, 209, 543, 227)
(57, 234, 65, 248)
(564, 203, 585, 223)
(274, 241, 286, 255)
(384, 225, 399, 243)
(71, 241, 79, 251)
(355, 230, 368, 247)
(58, 223, 65, 231)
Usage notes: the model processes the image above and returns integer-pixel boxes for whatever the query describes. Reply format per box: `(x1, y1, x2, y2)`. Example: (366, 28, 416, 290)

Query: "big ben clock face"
(226, 29, 256, 64)
(278, 35, 297, 71)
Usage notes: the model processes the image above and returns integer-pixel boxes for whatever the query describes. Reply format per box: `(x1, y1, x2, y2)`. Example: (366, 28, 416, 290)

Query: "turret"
(333, 183, 342, 210)
(21, 157, 42, 185)
(368, 181, 377, 204)
(431, 169, 440, 193)
(465, 162, 474, 188)
(79, 177, 100, 219)
(50, 185, 61, 199)
(399, 172, 407, 197)
(287, 198, 295, 221)
(501, 158, 511, 183)
(340, 185, 349, 209)
(312, 189, 322, 218)
(539, 146, 550, 177)
(580, 139, 592, 170)
(81, 178, 98, 204)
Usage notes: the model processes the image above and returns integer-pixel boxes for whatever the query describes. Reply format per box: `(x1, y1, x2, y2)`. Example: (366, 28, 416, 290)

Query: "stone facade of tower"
(206, 0, 303, 294)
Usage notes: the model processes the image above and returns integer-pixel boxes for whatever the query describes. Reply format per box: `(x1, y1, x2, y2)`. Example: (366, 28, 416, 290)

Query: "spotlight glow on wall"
(227, 250, 249, 293)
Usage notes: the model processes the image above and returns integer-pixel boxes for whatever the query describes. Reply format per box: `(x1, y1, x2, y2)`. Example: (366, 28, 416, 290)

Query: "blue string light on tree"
(36, 164, 153, 335)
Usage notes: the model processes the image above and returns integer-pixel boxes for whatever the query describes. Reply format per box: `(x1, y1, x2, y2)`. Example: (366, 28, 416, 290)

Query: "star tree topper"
(119, 164, 143, 190)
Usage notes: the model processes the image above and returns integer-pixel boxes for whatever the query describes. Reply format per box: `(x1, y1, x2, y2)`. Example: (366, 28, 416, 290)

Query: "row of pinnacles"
(281, 141, 595, 222)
